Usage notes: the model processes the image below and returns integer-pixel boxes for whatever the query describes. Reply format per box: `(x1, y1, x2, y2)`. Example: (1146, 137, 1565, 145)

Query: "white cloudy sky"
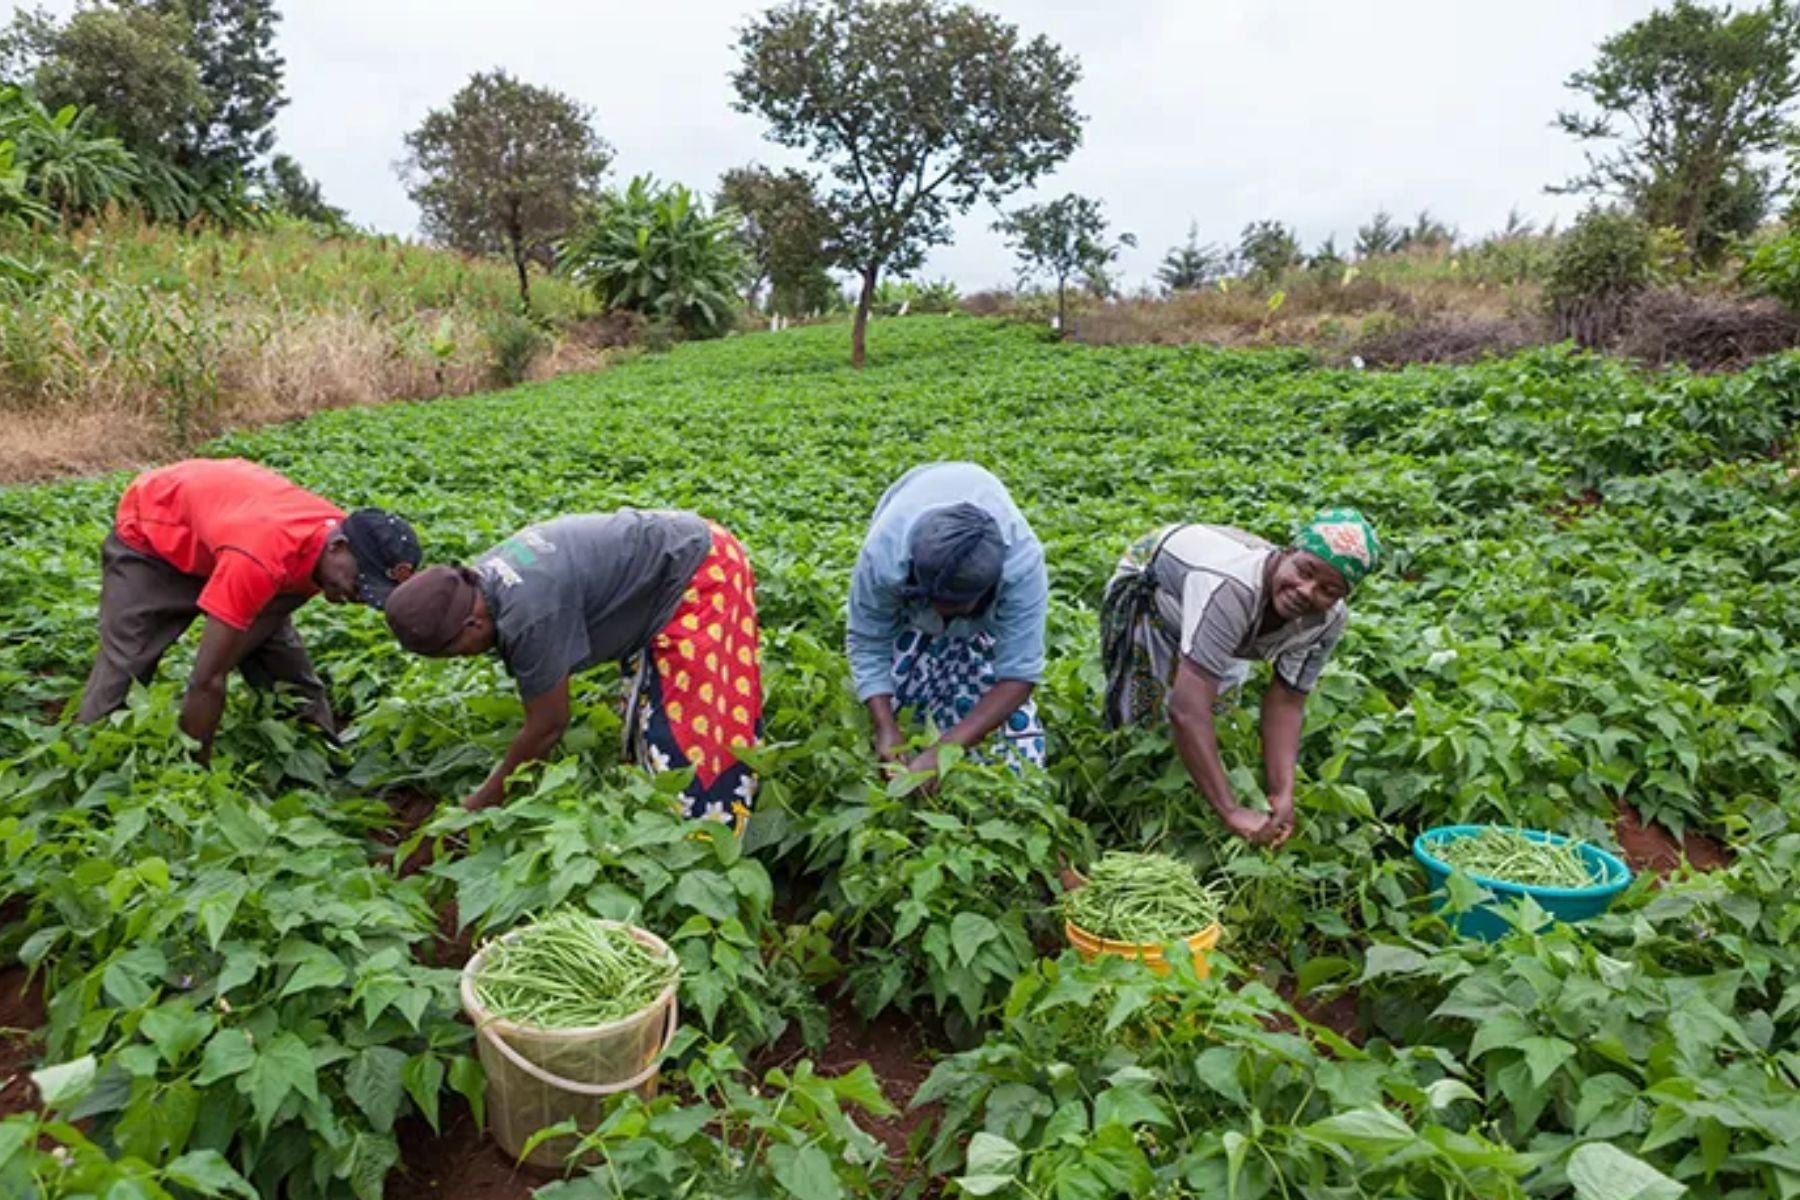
(20, 0, 1663, 290)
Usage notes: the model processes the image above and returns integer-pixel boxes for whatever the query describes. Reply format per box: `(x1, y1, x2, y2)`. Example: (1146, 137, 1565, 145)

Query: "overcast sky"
(21, 0, 1665, 290)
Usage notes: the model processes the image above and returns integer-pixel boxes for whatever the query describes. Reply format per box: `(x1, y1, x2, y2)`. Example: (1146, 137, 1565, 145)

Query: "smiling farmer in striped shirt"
(1100, 508, 1383, 846)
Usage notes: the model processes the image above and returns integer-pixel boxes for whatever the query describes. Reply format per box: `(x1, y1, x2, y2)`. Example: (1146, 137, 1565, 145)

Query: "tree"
(267, 152, 346, 228)
(1553, 0, 1800, 263)
(1394, 208, 1455, 252)
(994, 193, 1133, 333)
(1307, 234, 1346, 277)
(1236, 219, 1302, 283)
(733, 0, 1082, 367)
(1355, 209, 1401, 258)
(3, 4, 208, 160)
(1156, 221, 1224, 293)
(716, 164, 837, 317)
(154, 0, 285, 176)
(399, 70, 612, 310)
(560, 175, 748, 339)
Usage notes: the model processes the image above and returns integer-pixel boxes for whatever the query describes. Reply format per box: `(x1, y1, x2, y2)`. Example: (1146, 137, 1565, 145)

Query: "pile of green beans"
(1061, 852, 1224, 942)
(472, 910, 678, 1029)
(1435, 828, 1594, 889)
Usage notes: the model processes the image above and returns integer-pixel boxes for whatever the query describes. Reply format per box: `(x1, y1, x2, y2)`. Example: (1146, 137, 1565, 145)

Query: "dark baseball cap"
(342, 509, 423, 609)
(386, 564, 481, 654)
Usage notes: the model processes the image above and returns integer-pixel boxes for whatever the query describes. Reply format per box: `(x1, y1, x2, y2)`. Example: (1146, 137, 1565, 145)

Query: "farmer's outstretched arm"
(1260, 678, 1308, 842)
(1168, 660, 1271, 843)
(941, 679, 1035, 749)
(181, 617, 260, 761)
(465, 677, 571, 811)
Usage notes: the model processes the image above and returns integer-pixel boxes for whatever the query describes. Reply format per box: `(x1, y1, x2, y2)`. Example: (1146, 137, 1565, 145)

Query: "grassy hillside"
(0, 216, 626, 483)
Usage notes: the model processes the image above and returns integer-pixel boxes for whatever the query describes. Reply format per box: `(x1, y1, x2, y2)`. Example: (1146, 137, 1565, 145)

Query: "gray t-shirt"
(476, 511, 713, 700)
(1149, 523, 1346, 693)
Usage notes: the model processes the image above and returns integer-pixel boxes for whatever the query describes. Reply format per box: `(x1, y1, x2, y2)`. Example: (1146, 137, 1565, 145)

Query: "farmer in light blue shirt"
(847, 462, 1049, 773)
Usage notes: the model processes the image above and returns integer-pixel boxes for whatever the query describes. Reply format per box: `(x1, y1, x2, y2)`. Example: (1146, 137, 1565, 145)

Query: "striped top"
(1147, 523, 1346, 692)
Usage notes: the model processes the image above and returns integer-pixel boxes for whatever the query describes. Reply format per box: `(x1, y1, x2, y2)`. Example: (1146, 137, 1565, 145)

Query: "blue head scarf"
(902, 504, 1005, 608)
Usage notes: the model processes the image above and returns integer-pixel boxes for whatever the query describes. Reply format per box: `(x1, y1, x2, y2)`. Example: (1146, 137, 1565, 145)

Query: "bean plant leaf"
(248, 1032, 319, 1132)
(345, 1046, 408, 1133)
(1302, 1106, 1417, 1155)
(194, 1029, 257, 1087)
(164, 1150, 259, 1199)
(769, 1143, 842, 1200)
(951, 912, 999, 966)
(31, 1056, 97, 1107)
(1567, 1142, 1686, 1200)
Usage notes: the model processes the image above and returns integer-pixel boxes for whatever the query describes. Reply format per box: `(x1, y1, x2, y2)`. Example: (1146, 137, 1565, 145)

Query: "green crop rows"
(3, 316, 1799, 1198)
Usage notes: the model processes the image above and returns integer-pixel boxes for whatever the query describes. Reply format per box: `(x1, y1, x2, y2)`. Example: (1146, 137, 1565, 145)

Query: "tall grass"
(0, 214, 615, 482)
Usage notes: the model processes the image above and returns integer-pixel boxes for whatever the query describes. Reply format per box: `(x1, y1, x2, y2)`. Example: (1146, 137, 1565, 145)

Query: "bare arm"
(1260, 678, 1308, 843)
(865, 694, 905, 761)
(941, 679, 1034, 750)
(1167, 660, 1272, 843)
(181, 617, 261, 762)
(901, 679, 1037, 779)
(465, 678, 571, 811)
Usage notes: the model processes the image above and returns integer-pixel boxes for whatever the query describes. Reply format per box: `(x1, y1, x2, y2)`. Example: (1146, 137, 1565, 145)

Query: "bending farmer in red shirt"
(76, 458, 422, 759)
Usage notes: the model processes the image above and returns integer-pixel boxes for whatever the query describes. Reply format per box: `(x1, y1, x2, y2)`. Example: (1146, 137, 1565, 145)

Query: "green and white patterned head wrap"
(1292, 508, 1383, 589)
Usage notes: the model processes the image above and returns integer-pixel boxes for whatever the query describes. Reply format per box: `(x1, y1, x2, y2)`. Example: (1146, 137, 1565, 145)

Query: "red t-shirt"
(115, 459, 344, 631)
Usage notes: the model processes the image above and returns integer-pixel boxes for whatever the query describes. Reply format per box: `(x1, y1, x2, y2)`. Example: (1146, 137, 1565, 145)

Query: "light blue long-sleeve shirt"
(846, 462, 1049, 701)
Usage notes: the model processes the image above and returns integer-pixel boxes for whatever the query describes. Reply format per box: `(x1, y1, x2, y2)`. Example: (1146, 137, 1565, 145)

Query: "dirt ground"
(1613, 801, 1733, 877)
(386, 987, 943, 1199)
(0, 962, 46, 1121)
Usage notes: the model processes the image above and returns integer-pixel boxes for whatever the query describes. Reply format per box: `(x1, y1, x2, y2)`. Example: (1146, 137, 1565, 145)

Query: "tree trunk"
(512, 246, 532, 314)
(852, 265, 878, 369)
(506, 207, 532, 313)
(1056, 274, 1068, 338)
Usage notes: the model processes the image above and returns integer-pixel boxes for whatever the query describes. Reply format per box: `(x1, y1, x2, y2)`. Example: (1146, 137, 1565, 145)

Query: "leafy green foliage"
(995, 192, 1134, 333)
(716, 163, 838, 318)
(4, 316, 1800, 1197)
(1155, 221, 1224, 293)
(561, 175, 747, 339)
(266, 153, 347, 230)
(1553, 0, 1800, 263)
(731, 0, 1082, 364)
(1545, 207, 1660, 345)
(921, 951, 1535, 1198)
(528, 1037, 894, 1198)
(399, 69, 613, 310)
(1236, 219, 1302, 284)
(2, 3, 208, 163)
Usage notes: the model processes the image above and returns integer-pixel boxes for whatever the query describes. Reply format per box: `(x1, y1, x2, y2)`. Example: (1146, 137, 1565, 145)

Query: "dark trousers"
(77, 532, 336, 733)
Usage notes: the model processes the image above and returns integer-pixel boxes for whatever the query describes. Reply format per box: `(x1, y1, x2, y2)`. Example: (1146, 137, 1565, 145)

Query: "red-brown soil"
(388, 989, 946, 1200)
(1613, 801, 1732, 878)
(755, 990, 945, 1166)
(389, 1096, 542, 1200)
(0, 963, 46, 1120)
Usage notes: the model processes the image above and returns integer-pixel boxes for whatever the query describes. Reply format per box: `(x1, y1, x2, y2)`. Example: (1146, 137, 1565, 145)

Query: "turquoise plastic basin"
(1412, 824, 1632, 941)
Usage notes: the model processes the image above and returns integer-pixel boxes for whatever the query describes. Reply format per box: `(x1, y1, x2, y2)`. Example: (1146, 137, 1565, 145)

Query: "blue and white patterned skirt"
(891, 628, 1047, 770)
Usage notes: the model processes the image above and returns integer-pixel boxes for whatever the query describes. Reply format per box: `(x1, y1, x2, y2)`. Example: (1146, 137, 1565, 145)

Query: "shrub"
(1544, 208, 1659, 345)
(482, 310, 549, 386)
(560, 175, 747, 340)
(1739, 229, 1800, 311)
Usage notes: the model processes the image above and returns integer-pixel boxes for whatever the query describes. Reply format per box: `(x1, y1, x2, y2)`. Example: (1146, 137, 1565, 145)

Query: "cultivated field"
(3, 317, 1798, 1197)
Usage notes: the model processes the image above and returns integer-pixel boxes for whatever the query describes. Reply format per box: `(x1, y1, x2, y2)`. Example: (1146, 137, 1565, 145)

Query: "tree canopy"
(995, 192, 1133, 333)
(733, 0, 1082, 365)
(716, 164, 838, 317)
(1554, 0, 1800, 263)
(399, 69, 613, 309)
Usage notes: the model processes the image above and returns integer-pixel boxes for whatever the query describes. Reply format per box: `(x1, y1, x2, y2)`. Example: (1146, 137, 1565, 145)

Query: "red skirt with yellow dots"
(623, 522, 763, 831)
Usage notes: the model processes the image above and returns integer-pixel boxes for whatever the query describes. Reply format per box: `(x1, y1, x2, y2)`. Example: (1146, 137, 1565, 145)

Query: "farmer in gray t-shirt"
(384, 510, 765, 829)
